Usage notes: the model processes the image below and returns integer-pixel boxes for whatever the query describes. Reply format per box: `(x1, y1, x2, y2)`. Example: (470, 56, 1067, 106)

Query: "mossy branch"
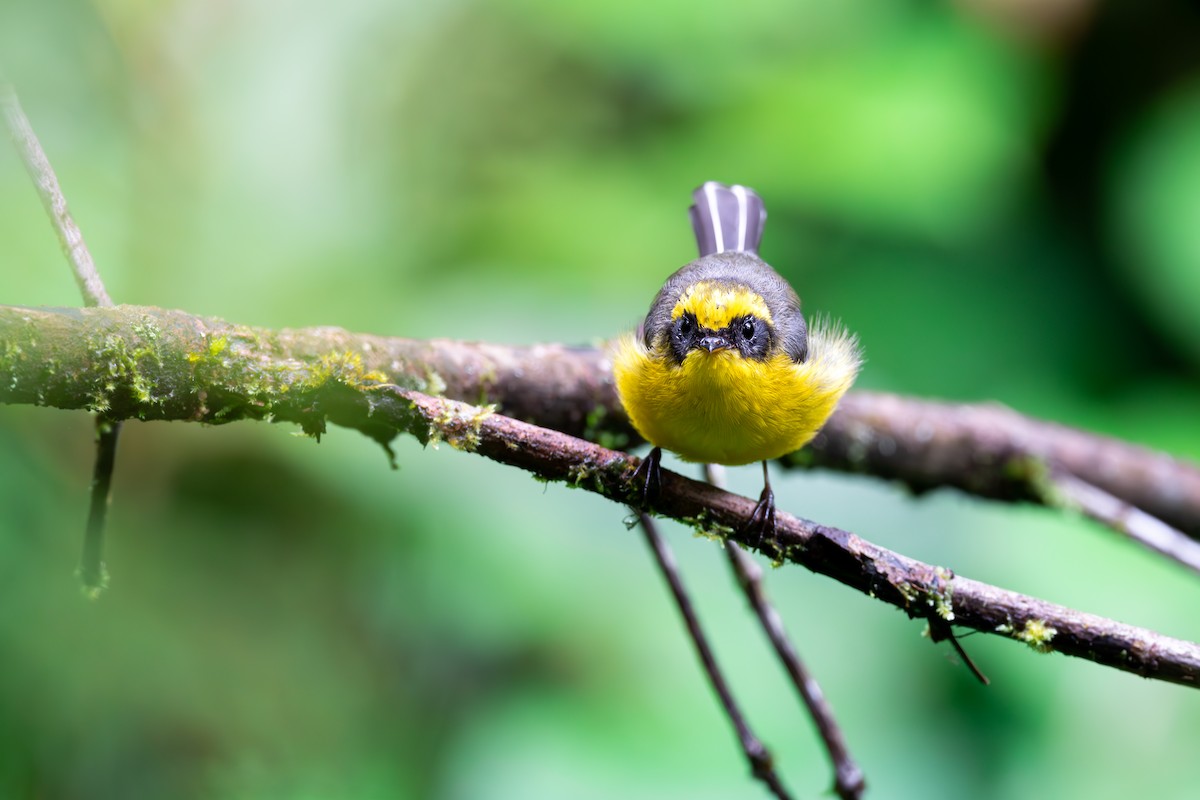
(369, 387, 1200, 688)
(4, 303, 1199, 540)
(2, 302, 1199, 686)
(0, 303, 618, 448)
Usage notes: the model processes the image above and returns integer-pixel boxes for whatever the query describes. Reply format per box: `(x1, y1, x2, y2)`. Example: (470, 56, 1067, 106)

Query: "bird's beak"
(697, 334, 731, 353)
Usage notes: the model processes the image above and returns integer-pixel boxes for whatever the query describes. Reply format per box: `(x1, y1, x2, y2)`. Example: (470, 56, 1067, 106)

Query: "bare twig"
(3, 81, 121, 597)
(637, 512, 792, 799)
(1040, 469, 1200, 575)
(705, 465, 865, 800)
(926, 618, 990, 685)
(0, 82, 112, 308)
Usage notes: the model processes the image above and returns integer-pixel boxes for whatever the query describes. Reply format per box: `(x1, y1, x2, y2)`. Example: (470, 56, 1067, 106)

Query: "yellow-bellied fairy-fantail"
(613, 182, 862, 538)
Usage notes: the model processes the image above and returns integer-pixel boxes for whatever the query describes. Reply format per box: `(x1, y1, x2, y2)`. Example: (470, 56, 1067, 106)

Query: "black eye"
(740, 318, 756, 340)
(678, 315, 693, 335)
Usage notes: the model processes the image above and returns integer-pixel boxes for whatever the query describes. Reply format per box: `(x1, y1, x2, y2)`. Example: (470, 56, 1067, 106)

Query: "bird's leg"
(743, 460, 777, 550)
(631, 447, 663, 508)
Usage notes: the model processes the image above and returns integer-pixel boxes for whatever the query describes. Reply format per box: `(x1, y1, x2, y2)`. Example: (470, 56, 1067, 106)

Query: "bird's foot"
(742, 482, 777, 551)
(630, 447, 663, 508)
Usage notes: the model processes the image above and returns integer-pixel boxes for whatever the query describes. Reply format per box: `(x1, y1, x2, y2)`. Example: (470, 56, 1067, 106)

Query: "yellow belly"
(612, 332, 857, 466)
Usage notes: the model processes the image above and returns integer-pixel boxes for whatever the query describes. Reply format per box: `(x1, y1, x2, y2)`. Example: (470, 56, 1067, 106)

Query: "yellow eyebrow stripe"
(671, 281, 773, 330)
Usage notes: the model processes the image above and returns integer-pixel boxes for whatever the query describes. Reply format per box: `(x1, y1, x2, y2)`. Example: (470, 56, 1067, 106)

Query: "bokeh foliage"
(1, 1, 1199, 798)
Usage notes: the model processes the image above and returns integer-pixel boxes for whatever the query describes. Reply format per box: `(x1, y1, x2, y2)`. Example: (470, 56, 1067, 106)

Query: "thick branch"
(0, 304, 615, 447)
(799, 393, 1200, 539)
(4, 304, 1200, 535)
(3, 305, 1197, 541)
(1, 304, 1196, 685)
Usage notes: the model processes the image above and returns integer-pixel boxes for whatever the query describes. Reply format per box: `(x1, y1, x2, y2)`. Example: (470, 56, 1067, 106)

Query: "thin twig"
(926, 618, 990, 685)
(80, 418, 119, 598)
(1042, 469, 1200, 575)
(637, 512, 792, 799)
(0, 81, 112, 308)
(705, 464, 866, 800)
(2, 80, 120, 597)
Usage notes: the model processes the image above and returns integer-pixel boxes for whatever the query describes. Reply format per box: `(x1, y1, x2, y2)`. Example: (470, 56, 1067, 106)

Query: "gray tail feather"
(688, 181, 767, 257)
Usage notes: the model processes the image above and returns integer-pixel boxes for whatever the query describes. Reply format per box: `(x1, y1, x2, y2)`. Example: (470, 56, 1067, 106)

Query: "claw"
(738, 461, 779, 549)
(631, 447, 663, 508)
(743, 480, 777, 549)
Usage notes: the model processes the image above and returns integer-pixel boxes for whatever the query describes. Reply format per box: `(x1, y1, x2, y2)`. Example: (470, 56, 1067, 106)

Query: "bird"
(612, 181, 862, 541)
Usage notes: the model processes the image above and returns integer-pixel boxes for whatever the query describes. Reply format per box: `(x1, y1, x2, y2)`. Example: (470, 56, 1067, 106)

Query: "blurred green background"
(2, 1, 1200, 798)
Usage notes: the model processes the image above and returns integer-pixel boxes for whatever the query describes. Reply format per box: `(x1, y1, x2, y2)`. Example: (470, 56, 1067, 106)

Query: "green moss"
(1, 339, 24, 391)
(771, 539, 806, 568)
(85, 332, 150, 411)
(130, 317, 165, 354)
(428, 401, 495, 451)
(894, 579, 920, 606)
(188, 334, 228, 363)
(895, 565, 955, 621)
(566, 462, 594, 487)
(301, 351, 389, 392)
(564, 457, 622, 494)
(929, 566, 956, 621)
(0, 313, 42, 392)
(1012, 618, 1057, 653)
(182, 331, 397, 432)
(684, 508, 735, 543)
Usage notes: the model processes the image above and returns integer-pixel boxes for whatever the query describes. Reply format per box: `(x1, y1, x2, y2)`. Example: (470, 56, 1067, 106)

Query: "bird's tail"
(688, 181, 767, 257)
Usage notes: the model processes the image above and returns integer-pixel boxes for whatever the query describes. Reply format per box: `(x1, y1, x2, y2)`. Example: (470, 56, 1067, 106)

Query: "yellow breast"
(612, 322, 859, 466)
